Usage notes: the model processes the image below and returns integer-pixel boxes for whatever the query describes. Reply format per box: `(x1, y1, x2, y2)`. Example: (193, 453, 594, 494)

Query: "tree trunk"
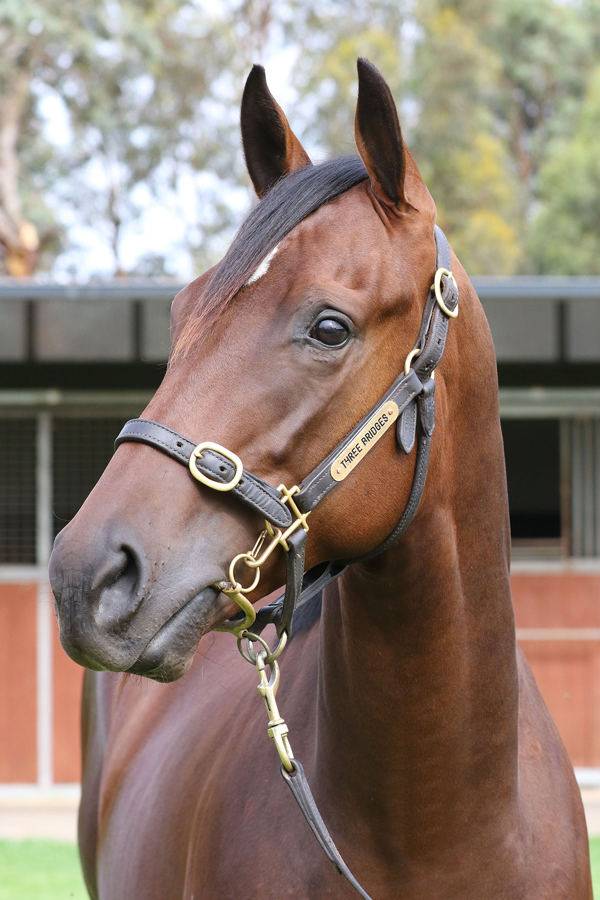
(0, 60, 39, 276)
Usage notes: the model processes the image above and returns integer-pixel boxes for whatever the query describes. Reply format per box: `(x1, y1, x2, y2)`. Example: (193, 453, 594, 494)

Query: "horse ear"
(241, 65, 312, 199)
(354, 58, 407, 209)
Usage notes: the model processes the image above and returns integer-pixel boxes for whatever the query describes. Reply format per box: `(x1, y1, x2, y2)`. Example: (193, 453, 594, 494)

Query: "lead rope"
(209, 483, 374, 896)
(230, 626, 375, 899)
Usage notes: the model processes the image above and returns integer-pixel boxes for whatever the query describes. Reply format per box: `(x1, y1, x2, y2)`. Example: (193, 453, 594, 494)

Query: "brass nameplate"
(330, 400, 399, 482)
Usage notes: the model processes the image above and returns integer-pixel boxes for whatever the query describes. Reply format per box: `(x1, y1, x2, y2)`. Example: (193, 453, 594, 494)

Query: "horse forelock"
(173, 156, 369, 359)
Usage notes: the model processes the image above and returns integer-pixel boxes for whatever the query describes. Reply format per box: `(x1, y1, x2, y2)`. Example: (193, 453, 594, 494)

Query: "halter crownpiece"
(114, 224, 458, 900)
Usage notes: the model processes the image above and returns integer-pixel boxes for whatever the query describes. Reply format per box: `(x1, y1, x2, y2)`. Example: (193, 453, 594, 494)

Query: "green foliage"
(285, 1, 406, 157)
(409, 5, 520, 274)
(529, 66, 600, 274)
(286, 0, 600, 276)
(486, 0, 595, 229)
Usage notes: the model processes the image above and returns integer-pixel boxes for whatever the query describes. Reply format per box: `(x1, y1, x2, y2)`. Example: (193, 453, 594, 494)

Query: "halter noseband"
(114, 225, 458, 900)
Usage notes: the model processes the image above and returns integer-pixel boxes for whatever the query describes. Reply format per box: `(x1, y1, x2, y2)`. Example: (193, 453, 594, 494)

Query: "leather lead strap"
(281, 760, 374, 900)
(278, 528, 307, 638)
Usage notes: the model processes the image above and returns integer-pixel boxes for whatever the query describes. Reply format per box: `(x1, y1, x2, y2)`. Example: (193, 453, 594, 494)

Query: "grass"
(590, 837, 600, 897)
(1, 838, 600, 897)
(0, 841, 87, 900)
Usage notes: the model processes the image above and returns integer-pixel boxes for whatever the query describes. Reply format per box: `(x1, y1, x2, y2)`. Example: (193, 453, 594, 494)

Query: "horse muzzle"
(49, 522, 225, 680)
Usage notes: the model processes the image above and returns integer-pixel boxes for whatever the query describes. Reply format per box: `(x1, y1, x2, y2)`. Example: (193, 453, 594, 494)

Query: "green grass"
(1, 839, 600, 897)
(590, 837, 600, 897)
(0, 841, 87, 900)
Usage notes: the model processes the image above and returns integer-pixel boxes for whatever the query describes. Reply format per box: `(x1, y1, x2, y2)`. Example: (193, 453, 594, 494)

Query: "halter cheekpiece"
(115, 225, 458, 900)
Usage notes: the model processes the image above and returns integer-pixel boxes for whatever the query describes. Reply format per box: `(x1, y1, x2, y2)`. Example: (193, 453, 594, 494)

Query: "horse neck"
(313, 296, 519, 854)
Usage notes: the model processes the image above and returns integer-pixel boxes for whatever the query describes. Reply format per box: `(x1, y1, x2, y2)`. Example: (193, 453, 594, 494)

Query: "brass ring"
(404, 347, 421, 375)
(189, 442, 243, 491)
(228, 553, 261, 595)
(434, 268, 458, 318)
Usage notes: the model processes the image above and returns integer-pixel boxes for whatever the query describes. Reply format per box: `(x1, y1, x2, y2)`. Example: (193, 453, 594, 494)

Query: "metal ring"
(189, 442, 243, 491)
(237, 633, 260, 665)
(238, 630, 288, 667)
(434, 268, 459, 318)
(404, 347, 421, 375)
(228, 553, 261, 595)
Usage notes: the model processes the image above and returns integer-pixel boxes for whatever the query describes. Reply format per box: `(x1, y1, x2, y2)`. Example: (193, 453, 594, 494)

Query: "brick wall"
(0, 569, 599, 783)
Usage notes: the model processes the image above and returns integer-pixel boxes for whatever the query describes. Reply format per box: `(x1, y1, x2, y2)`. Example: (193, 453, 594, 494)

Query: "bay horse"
(49, 59, 591, 899)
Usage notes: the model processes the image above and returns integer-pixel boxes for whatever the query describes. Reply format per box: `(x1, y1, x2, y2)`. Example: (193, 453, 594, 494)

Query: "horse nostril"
(93, 542, 145, 632)
(111, 546, 138, 594)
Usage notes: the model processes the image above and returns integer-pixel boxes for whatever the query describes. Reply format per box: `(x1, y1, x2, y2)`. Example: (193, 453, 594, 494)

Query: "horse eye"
(310, 318, 349, 346)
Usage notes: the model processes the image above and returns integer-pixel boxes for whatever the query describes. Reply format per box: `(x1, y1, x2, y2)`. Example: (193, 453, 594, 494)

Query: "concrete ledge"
(580, 789, 600, 837)
(0, 786, 80, 842)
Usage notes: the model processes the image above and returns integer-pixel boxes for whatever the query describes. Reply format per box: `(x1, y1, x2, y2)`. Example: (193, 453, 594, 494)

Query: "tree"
(409, 3, 520, 274)
(284, 0, 522, 274)
(284, 1, 406, 158)
(3, 0, 600, 277)
(528, 67, 600, 275)
(488, 0, 594, 200)
(0, 0, 272, 277)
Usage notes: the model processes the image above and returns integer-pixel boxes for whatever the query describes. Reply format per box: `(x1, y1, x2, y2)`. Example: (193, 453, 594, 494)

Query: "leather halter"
(115, 225, 458, 899)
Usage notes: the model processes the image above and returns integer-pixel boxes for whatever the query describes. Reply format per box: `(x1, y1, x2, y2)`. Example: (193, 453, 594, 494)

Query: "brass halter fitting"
(211, 477, 310, 637)
(433, 268, 459, 318)
(198, 463, 304, 773)
(256, 649, 294, 772)
(188, 442, 244, 491)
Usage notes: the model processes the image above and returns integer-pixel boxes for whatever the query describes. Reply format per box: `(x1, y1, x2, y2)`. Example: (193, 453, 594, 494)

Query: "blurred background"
(1, 0, 600, 896)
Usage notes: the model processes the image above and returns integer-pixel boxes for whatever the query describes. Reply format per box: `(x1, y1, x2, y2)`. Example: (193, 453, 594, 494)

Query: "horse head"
(50, 59, 451, 682)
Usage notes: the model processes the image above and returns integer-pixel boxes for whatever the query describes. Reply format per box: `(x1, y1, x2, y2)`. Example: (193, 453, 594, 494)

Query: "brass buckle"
(189, 441, 243, 492)
(433, 268, 458, 318)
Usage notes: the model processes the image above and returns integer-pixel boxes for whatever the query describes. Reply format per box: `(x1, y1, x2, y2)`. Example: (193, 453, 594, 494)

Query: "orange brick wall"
(0, 582, 84, 783)
(512, 571, 600, 767)
(0, 584, 37, 782)
(1, 572, 600, 782)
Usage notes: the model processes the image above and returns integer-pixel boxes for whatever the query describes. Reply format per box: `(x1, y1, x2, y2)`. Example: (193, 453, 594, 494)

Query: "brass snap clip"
(255, 649, 294, 772)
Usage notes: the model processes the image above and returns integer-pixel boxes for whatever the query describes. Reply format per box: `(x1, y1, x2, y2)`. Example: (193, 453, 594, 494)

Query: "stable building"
(1, 278, 599, 789)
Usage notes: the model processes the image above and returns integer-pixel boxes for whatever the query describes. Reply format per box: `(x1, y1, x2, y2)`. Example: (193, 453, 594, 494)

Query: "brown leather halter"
(115, 225, 458, 899)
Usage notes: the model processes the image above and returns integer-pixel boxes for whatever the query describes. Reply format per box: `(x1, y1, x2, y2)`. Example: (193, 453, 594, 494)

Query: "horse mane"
(174, 155, 368, 357)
